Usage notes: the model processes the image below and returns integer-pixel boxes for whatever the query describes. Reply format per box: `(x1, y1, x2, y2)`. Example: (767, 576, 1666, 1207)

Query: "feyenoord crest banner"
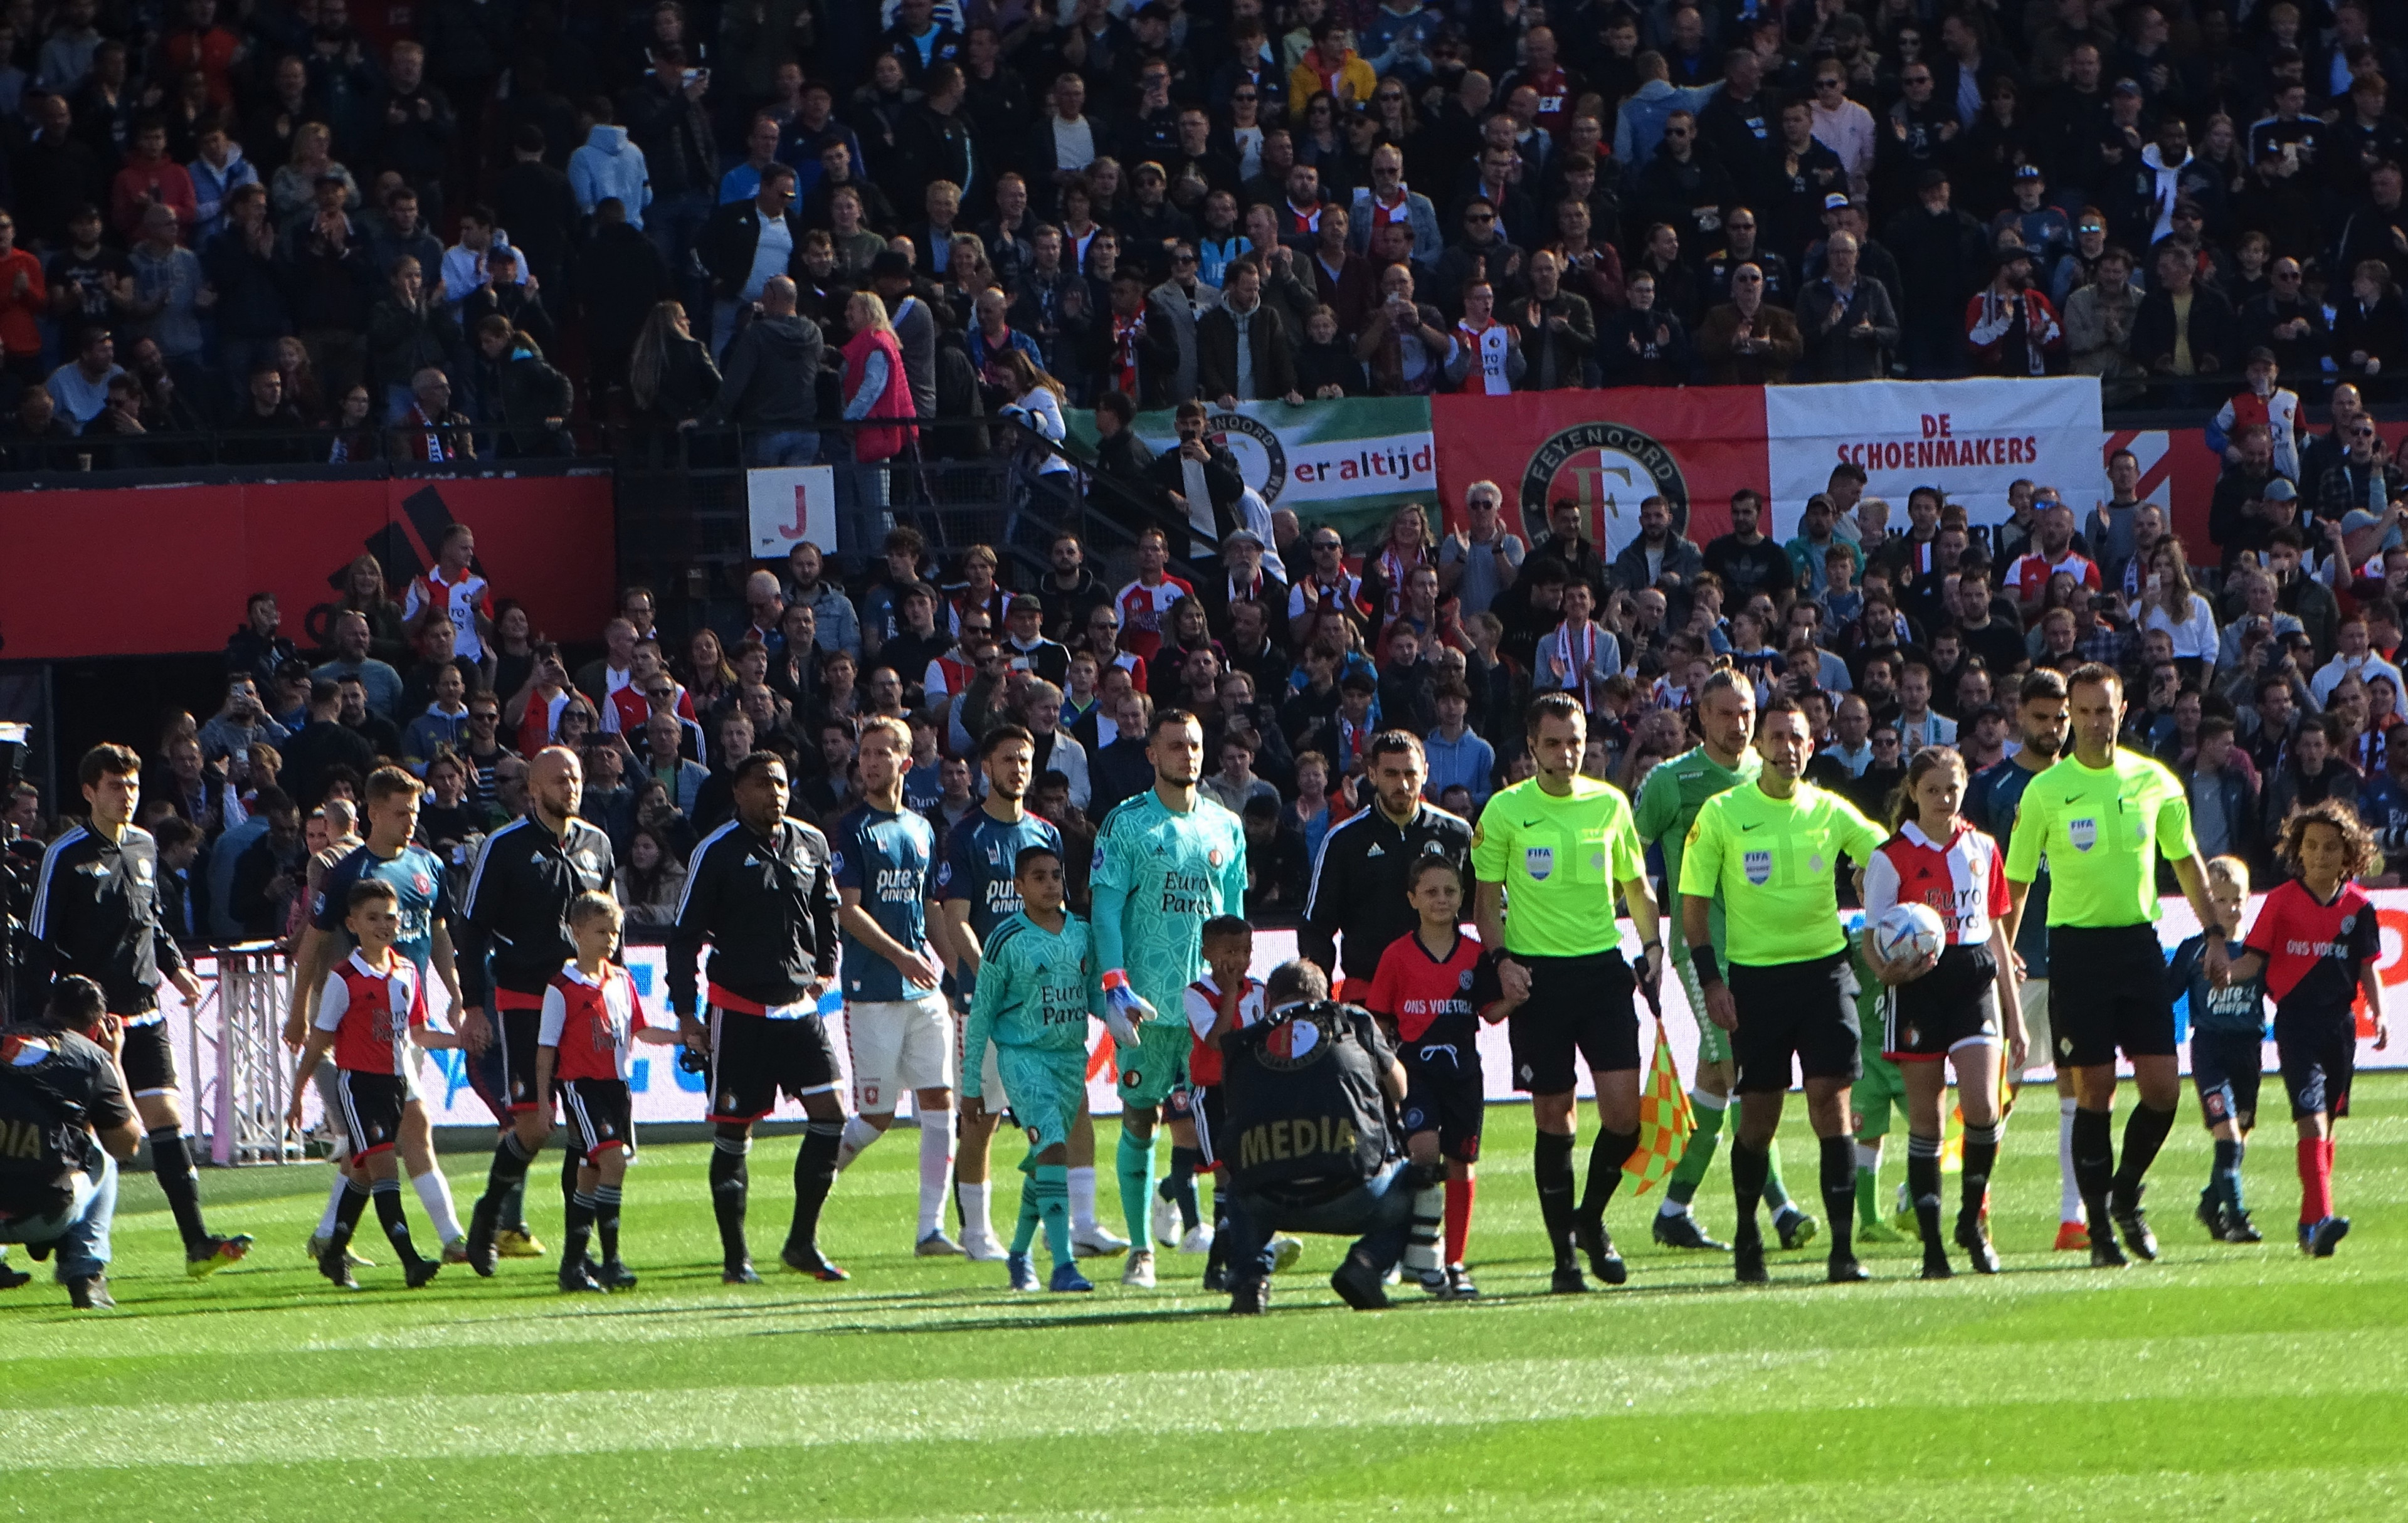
(1067, 396, 1436, 549)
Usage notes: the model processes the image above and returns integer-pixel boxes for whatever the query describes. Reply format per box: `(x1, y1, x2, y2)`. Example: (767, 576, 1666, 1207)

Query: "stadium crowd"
(14, 0, 2408, 463)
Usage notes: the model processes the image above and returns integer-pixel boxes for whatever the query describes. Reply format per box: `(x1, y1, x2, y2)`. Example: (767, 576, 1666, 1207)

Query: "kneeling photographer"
(1218, 960, 1422, 1313)
(0, 976, 142, 1309)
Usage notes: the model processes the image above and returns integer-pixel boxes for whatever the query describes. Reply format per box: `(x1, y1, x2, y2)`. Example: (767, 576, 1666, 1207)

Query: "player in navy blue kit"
(290, 767, 472, 1266)
(2166, 857, 2270, 1243)
(934, 724, 1072, 1261)
(832, 715, 961, 1253)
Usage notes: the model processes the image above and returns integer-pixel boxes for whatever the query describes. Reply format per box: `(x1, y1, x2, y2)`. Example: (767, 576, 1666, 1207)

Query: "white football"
(1872, 902, 1946, 964)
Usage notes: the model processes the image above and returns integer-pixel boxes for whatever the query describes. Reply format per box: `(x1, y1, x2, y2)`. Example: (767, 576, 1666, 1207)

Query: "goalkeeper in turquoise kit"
(961, 844, 1104, 1294)
(1087, 709, 1250, 1289)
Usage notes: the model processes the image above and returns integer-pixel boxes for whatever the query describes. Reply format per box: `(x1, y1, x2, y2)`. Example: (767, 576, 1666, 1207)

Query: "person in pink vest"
(842, 290, 918, 549)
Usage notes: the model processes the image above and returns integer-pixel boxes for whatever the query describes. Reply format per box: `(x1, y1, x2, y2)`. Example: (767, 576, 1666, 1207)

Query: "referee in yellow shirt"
(1679, 698, 1889, 1285)
(1471, 692, 1665, 1294)
(2001, 664, 2228, 1268)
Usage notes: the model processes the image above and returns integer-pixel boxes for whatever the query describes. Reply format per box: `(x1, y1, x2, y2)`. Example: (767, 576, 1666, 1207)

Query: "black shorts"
(1190, 1082, 1228, 1169)
(707, 1006, 840, 1124)
(1882, 946, 2002, 1062)
(2277, 1016, 2355, 1120)
(1729, 950, 1862, 1094)
(335, 1070, 406, 1165)
(1506, 949, 1638, 1095)
(495, 1004, 548, 1115)
(119, 1017, 176, 1097)
(563, 1077, 636, 1157)
(2190, 1029, 2265, 1131)
(1400, 1034, 1484, 1162)
(2047, 924, 2177, 1068)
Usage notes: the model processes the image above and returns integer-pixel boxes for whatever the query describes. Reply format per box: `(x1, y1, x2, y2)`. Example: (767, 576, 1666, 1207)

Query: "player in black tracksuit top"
(1299, 736, 1474, 998)
(667, 751, 851, 1282)
(26, 744, 250, 1274)
(453, 749, 615, 1275)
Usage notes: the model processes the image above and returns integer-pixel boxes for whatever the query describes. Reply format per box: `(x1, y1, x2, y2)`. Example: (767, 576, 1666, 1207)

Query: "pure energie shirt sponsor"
(936, 811, 1065, 941)
(833, 801, 938, 1001)
(1469, 775, 1648, 957)
(2002, 750, 2197, 927)
(1679, 780, 1888, 966)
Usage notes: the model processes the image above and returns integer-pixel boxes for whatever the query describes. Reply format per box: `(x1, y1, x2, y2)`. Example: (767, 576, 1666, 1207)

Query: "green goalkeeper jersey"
(961, 910, 1099, 1101)
(1089, 788, 1250, 1012)
(1634, 744, 1761, 964)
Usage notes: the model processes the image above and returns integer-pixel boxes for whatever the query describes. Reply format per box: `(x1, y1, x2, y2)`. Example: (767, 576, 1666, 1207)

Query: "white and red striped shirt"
(2005, 549, 2101, 599)
(314, 950, 426, 1075)
(1863, 819, 2009, 947)
(606, 680, 697, 737)
(404, 566, 494, 661)
(1116, 574, 1194, 661)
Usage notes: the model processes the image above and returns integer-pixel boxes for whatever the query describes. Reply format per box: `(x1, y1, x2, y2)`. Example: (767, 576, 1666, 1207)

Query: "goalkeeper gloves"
(1100, 969, 1153, 1045)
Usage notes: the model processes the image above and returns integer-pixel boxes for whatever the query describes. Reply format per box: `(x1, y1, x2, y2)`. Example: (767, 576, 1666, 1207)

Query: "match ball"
(1872, 903, 1946, 965)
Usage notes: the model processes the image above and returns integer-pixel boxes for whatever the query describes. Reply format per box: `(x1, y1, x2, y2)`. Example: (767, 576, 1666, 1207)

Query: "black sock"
(710, 1124, 751, 1268)
(2072, 1107, 2116, 1238)
(334, 1178, 371, 1239)
(2112, 1102, 2178, 1206)
(1579, 1127, 1640, 1221)
(1729, 1139, 1769, 1245)
(2212, 1137, 2246, 1213)
(594, 1185, 623, 1262)
(483, 1131, 535, 1203)
(1819, 1135, 1857, 1259)
(562, 1189, 597, 1267)
(1962, 1122, 2002, 1227)
(371, 1180, 423, 1266)
(561, 1145, 584, 1226)
(1906, 1134, 1944, 1255)
(147, 1127, 209, 1250)
(1164, 1146, 1203, 1232)
(499, 1171, 529, 1232)
(1533, 1130, 1578, 1269)
(788, 1121, 840, 1254)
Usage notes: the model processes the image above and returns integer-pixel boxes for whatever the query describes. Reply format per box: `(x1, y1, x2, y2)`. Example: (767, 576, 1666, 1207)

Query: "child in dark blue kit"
(2166, 856, 2269, 1244)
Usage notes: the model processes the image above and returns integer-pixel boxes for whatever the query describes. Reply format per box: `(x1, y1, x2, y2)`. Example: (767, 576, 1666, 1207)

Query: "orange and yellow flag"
(1622, 1019, 1694, 1194)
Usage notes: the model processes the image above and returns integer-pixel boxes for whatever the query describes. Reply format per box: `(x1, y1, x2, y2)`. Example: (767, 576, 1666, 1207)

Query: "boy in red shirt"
(286, 878, 460, 1290)
(1361, 856, 1518, 1299)
(537, 892, 677, 1293)
(1183, 915, 1276, 1291)
(2232, 800, 2393, 1257)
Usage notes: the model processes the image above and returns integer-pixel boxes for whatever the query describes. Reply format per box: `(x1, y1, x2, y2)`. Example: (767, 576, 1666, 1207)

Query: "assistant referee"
(1678, 698, 1888, 1286)
(1471, 692, 1663, 1295)
(2000, 663, 2226, 1268)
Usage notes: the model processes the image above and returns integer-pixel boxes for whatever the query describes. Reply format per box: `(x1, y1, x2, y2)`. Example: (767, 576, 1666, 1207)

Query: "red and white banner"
(0, 473, 618, 660)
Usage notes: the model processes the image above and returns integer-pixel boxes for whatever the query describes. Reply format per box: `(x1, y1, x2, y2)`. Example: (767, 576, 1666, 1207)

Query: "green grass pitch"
(6, 1078, 2407, 1522)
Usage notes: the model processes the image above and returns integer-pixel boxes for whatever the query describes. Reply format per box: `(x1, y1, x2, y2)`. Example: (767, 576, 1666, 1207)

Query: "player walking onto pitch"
(668, 751, 850, 1282)
(2167, 858, 2269, 1243)
(2001, 665, 2227, 1269)
(1859, 747, 2025, 1278)
(537, 893, 677, 1292)
(285, 880, 459, 1290)
(1471, 692, 1664, 1294)
(1679, 698, 1889, 1285)
(959, 845, 1101, 1293)
(1634, 671, 1819, 1253)
(2227, 801, 2390, 1257)
(832, 717, 963, 1254)
(1089, 707, 1249, 1288)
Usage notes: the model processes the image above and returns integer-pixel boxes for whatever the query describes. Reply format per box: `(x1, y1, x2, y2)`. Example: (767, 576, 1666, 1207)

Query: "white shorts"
(845, 996, 955, 1113)
(962, 1030, 1010, 1114)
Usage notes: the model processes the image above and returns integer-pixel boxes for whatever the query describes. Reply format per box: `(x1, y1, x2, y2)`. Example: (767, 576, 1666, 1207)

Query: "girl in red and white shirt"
(1859, 746, 2024, 1280)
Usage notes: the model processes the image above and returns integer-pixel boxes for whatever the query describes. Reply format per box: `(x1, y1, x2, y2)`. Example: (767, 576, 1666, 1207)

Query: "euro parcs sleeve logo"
(1519, 421, 1690, 554)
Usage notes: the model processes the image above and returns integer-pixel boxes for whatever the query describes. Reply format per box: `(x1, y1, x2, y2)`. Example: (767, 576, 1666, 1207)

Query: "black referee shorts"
(1507, 949, 1638, 1095)
(2047, 924, 2176, 1070)
(1729, 950, 1861, 1094)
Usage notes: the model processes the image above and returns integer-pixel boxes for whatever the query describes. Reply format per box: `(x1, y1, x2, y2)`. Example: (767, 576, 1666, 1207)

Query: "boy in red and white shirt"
(403, 523, 495, 662)
(1115, 528, 1195, 663)
(1182, 915, 1270, 1288)
(537, 892, 677, 1292)
(287, 877, 459, 1290)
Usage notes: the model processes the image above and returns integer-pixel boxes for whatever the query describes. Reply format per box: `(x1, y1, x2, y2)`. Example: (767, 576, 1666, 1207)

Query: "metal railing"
(189, 943, 307, 1167)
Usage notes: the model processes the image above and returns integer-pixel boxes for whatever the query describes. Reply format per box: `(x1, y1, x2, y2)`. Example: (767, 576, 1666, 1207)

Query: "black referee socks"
(2071, 1106, 2115, 1237)
(1819, 1136, 1857, 1259)
(1728, 1139, 1770, 1243)
(1579, 1127, 1640, 1221)
(147, 1127, 209, 1250)
(1533, 1131, 1578, 1270)
(2113, 1102, 2178, 1206)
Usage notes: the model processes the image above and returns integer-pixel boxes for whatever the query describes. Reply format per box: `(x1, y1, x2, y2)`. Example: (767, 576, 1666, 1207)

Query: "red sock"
(2298, 1137, 2332, 1224)
(1443, 1176, 1474, 1265)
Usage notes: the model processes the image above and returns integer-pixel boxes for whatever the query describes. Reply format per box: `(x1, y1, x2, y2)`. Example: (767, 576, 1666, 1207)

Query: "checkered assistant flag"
(1621, 1017, 1693, 1194)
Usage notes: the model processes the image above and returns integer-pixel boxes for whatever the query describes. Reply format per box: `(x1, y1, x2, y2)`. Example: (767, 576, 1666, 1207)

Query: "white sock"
(412, 1167, 463, 1244)
(2057, 1097, 2085, 1223)
(917, 1107, 954, 1238)
(1069, 1165, 1099, 1231)
(1856, 1141, 1883, 1173)
(959, 1180, 992, 1243)
(1403, 1185, 1444, 1278)
(837, 1115, 883, 1172)
(317, 1173, 348, 1238)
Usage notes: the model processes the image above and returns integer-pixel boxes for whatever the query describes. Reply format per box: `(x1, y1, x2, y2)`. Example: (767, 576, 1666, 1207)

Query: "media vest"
(1220, 1001, 1393, 1193)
